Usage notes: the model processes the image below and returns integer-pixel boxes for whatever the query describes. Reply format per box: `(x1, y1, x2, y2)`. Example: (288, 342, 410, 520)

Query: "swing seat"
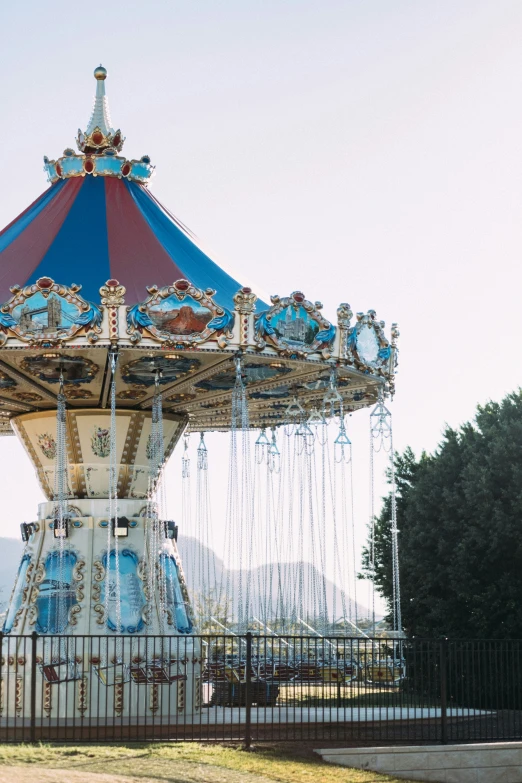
(296, 663, 322, 682)
(343, 661, 360, 681)
(320, 666, 344, 682)
(203, 663, 227, 682)
(41, 660, 83, 684)
(271, 663, 297, 681)
(365, 660, 403, 685)
(130, 662, 187, 684)
(94, 662, 131, 686)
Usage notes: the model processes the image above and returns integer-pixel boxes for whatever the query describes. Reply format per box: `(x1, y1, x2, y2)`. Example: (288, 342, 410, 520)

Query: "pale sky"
(0, 2, 521, 608)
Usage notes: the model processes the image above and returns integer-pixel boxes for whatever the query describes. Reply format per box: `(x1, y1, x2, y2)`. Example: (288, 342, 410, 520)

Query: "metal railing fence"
(0, 633, 521, 745)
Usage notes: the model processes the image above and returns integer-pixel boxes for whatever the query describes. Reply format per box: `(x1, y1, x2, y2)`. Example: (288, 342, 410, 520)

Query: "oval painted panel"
(356, 325, 380, 364)
(36, 549, 78, 634)
(102, 548, 146, 633)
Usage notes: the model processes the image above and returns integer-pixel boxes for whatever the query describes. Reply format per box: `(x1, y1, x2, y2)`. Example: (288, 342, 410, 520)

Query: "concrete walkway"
(0, 765, 276, 783)
(190, 706, 488, 723)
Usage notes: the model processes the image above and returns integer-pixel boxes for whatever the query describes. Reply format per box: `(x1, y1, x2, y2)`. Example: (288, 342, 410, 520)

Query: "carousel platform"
(0, 706, 491, 744)
(0, 706, 489, 727)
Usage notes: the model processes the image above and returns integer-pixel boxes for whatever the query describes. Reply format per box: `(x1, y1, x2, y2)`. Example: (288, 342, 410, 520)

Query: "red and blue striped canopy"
(0, 177, 256, 308)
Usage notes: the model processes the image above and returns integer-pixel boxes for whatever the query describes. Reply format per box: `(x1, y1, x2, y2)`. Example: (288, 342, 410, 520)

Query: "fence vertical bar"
(244, 632, 252, 749)
(0, 632, 3, 743)
(440, 638, 448, 745)
(30, 632, 37, 743)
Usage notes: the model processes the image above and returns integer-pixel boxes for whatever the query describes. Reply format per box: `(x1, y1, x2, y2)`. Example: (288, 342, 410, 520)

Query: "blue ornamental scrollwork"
(160, 552, 193, 634)
(3, 554, 31, 634)
(0, 311, 17, 344)
(0, 277, 103, 346)
(73, 301, 103, 331)
(126, 279, 234, 348)
(127, 303, 154, 332)
(254, 291, 336, 358)
(254, 311, 276, 341)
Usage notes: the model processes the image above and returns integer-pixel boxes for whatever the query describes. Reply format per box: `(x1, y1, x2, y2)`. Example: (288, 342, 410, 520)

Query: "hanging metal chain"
(147, 366, 169, 638)
(54, 371, 68, 657)
(334, 397, 351, 464)
(322, 366, 351, 463)
(369, 386, 401, 635)
(225, 353, 254, 632)
(307, 407, 328, 448)
(108, 350, 122, 655)
(182, 432, 190, 478)
(370, 387, 393, 452)
(369, 412, 376, 636)
(268, 427, 280, 474)
(255, 428, 270, 464)
(389, 420, 402, 634)
(55, 373, 67, 522)
(323, 365, 342, 419)
(295, 416, 315, 456)
(283, 395, 304, 437)
(197, 432, 208, 470)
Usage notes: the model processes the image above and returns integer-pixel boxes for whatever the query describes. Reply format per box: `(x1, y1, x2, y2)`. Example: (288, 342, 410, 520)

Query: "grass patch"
(0, 742, 416, 782)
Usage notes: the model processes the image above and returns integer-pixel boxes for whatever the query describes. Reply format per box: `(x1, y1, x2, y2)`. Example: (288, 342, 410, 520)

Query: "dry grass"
(0, 743, 416, 782)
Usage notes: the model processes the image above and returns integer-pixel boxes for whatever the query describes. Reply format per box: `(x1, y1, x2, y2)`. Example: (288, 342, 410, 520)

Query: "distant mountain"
(177, 534, 371, 626)
(0, 535, 375, 628)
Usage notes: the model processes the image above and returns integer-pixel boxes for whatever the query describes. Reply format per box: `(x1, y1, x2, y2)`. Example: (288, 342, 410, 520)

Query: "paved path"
(0, 764, 276, 783)
(190, 705, 489, 723)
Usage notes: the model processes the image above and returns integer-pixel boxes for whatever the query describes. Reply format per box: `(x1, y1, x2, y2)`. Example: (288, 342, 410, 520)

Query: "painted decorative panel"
(20, 355, 99, 386)
(346, 310, 392, 374)
(0, 278, 102, 345)
(101, 548, 146, 633)
(194, 362, 291, 392)
(36, 550, 78, 634)
(12, 409, 186, 500)
(121, 355, 200, 387)
(254, 291, 335, 358)
(148, 294, 213, 335)
(126, 280, 234, 348)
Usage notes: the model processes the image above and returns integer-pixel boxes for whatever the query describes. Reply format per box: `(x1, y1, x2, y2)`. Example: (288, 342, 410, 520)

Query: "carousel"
(0, 66, 400, 728)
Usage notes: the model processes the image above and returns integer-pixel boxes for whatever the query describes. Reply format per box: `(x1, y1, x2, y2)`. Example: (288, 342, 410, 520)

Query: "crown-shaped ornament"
(43, 65, 154, 185)
(76, 66, 125, 154)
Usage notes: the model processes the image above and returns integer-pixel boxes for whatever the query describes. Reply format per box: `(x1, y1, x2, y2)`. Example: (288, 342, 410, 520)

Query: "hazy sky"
(0, 1, 521, 594)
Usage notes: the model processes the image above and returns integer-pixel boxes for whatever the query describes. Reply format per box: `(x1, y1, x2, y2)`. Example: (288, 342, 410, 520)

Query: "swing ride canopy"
(0, 66, 403, 650)
(0, 66, 399, 442)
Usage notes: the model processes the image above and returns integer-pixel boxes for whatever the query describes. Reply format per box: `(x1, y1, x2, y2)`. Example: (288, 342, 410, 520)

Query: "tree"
(191, 588, 232, 633)
(361, 390, 522, 639)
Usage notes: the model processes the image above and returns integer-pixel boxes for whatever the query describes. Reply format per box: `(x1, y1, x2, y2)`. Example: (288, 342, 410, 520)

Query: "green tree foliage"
(361, 391, 522, 639)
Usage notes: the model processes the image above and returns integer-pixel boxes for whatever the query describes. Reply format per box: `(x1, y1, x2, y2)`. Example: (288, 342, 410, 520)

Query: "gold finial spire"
(86, 65, 113, 137)
(94, 65, 107, 81)
(76, 65, 125, 154)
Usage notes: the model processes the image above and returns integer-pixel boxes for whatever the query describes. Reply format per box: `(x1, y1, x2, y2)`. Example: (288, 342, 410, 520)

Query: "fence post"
(440, 638, 448, 745)
(244, 632, 252, 749)
(30, 631, 38, 743)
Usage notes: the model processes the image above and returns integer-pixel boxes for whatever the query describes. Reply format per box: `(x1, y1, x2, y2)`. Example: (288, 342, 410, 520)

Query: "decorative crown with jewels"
(43, 66, 154, 185)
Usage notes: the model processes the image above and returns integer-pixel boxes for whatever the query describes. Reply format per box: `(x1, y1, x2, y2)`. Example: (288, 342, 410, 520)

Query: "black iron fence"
(0, 633, 521, 745)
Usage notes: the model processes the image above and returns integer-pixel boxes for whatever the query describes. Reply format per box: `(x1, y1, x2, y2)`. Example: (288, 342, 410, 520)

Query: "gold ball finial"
(94, 65, 107, 81)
